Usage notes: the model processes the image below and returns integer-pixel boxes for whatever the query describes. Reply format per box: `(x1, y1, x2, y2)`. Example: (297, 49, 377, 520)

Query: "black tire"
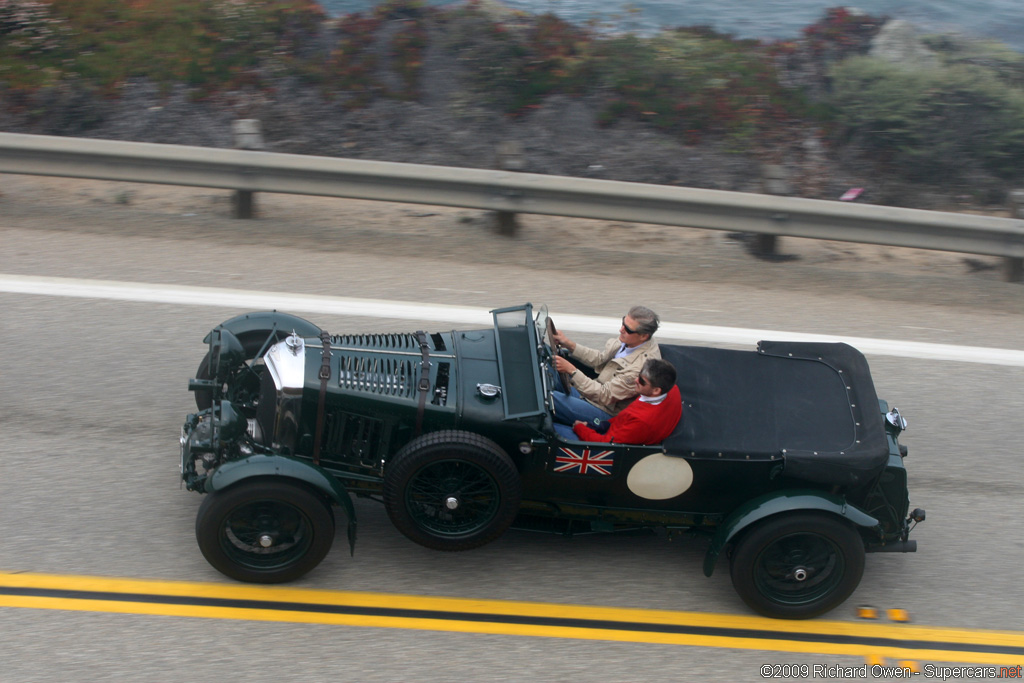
(195, 480, 335, 583)
(383, 431, 521, 551)
(193, 350, 219, 411)
(729, 513, 865, 619)
(194, 331, 284, 411)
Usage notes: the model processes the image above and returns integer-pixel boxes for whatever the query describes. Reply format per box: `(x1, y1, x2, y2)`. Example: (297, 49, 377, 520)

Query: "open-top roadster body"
(180, 304, 922, 619)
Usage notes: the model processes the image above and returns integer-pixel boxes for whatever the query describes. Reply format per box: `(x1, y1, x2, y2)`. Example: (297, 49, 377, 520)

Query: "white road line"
(3, 273, 1023, 367)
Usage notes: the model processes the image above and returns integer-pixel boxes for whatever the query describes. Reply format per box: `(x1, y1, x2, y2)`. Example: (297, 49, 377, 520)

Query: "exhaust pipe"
(866, 540, 917, 553)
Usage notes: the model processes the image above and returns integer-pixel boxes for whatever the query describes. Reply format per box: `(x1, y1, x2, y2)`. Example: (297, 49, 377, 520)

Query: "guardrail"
(2, 131, 1023, 281)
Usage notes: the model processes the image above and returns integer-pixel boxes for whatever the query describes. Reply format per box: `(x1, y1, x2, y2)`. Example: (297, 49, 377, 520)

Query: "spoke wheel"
(196, 480, 334, 583)
(384, 431, 521, 551)
(729, 513, 865, 619)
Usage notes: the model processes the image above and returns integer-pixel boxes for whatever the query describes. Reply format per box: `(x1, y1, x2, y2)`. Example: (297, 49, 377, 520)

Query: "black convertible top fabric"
(661, 341, 889, 487)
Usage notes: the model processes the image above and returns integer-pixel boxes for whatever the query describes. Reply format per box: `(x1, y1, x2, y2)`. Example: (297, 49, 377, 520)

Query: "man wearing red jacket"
(558, 358, 682, 445)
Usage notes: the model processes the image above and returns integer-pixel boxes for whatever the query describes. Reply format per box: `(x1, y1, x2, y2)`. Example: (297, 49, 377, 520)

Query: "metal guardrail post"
(1007, 190, 1024, 282)
(754, 164, 791, 257)
(492, 141, 523, 237)
(232, 119, 263, 219)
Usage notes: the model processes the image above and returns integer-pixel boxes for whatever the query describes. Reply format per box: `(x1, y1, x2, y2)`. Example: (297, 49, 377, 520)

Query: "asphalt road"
(2, 181, 1023, 682)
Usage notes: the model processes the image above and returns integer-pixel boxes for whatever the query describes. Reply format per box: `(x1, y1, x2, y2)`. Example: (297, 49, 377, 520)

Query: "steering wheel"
(546, 317, 572, 394)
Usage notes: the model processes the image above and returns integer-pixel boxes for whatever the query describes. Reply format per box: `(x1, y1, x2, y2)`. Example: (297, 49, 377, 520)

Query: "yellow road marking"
(2, 571, 1022, 664)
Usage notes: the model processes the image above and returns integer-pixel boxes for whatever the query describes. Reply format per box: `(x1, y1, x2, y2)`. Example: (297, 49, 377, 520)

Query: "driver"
(555, 359, 682, 444)
(549, 305, 661, 425)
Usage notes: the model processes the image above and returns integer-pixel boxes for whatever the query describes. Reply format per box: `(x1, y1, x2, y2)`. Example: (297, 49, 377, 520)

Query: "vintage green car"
(180, 304, 923, 619)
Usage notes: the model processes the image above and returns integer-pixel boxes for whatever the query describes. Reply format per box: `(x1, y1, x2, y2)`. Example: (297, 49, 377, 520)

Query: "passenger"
(550, 305, 661, 425)
(555, 359, 682, 445)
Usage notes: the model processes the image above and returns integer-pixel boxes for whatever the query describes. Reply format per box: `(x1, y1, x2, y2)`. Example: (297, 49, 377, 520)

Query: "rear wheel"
(383, 431, 521, 551)
(195, 480, 335, 583)
(729, 513, 865, 619)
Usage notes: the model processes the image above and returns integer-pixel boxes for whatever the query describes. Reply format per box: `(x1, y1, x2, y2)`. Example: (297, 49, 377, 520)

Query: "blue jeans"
(550, 384, 612, 426)
(553, 422, 578, 441)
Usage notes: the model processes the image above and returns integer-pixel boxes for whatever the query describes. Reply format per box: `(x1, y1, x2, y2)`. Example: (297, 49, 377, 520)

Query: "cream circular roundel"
(626, 453, 694, 500)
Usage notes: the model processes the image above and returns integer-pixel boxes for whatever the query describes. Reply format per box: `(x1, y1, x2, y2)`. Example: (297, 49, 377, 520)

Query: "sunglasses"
(636, 375, 649, 387)
(621, 317, 639, 335)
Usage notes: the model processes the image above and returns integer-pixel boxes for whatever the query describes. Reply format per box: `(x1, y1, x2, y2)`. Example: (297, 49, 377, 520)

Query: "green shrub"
(829, 56, 1024, 179)
(325, 1, 432, 103)
(0, 0, 74, 90)
(802, 6, 885, 58)
(385, 2, 430, 100)
(583, 29, 805, 144)
(924, 34, 1024, 88)
(440, 5, 588, 113)
(441, 7, 806, 141)
(327, 12, 382, 98)
(0, 0, 327, 94)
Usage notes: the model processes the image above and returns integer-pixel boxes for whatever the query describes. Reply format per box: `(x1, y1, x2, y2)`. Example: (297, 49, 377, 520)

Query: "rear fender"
(206, 454, 357, 554)
(702, 489, 877, 577)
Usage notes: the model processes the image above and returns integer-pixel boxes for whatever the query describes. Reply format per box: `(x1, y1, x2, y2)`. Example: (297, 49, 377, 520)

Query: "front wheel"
(195, 480, 335, 583)
(729, 513, 865, 619)
(383, 431, 521, 551)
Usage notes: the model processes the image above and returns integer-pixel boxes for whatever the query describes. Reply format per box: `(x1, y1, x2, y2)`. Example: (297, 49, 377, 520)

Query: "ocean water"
(318, 0, 1024, 51)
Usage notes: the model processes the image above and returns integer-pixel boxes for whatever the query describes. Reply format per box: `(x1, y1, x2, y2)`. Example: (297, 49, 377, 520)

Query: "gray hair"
(628, 305, 660, 337)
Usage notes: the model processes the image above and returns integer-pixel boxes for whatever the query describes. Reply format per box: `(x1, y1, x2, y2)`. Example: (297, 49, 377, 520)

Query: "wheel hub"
(445, 496, 460, 510)
(784, 549, 813, 581)
(259, 534, 274, 548)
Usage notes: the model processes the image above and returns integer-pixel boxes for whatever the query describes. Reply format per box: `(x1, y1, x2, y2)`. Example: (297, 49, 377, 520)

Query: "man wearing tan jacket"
(550, 305, 661, 426)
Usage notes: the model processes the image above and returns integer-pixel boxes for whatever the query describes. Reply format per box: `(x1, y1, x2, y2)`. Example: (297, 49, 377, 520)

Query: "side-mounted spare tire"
(193, 329, 288, 411)
(729, 512, 866, 619)
(383, 430, 522, 551)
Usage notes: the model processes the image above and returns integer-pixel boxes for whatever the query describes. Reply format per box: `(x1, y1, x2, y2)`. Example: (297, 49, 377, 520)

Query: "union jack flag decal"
(554, 447, 615, 475)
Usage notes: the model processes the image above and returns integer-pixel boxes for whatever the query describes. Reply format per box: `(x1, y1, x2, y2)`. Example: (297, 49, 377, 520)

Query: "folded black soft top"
(660, 341, 889, 487)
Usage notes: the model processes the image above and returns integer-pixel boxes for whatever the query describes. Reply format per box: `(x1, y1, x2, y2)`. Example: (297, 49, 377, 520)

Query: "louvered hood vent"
(330, 333, 446, 352)
(337, 355, 416, 398)
(330, 332, 449, 403)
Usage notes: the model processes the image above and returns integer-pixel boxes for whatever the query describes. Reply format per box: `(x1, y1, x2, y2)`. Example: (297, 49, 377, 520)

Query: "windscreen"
(492, 305, 545, 419)
(534, 304, 550, 346)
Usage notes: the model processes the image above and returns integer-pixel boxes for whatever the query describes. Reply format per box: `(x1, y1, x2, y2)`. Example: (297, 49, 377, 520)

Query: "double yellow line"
(2, 571, 1022, 665)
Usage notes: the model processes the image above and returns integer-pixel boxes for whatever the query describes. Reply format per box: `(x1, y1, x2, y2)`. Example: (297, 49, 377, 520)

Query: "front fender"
(206, 454, 357, 554)
(203, 311, 321, 346)
(702, 489, 877, 577)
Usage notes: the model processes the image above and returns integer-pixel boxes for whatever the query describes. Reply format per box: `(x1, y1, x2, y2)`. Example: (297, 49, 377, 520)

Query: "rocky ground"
(0, 72, 775, 199)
